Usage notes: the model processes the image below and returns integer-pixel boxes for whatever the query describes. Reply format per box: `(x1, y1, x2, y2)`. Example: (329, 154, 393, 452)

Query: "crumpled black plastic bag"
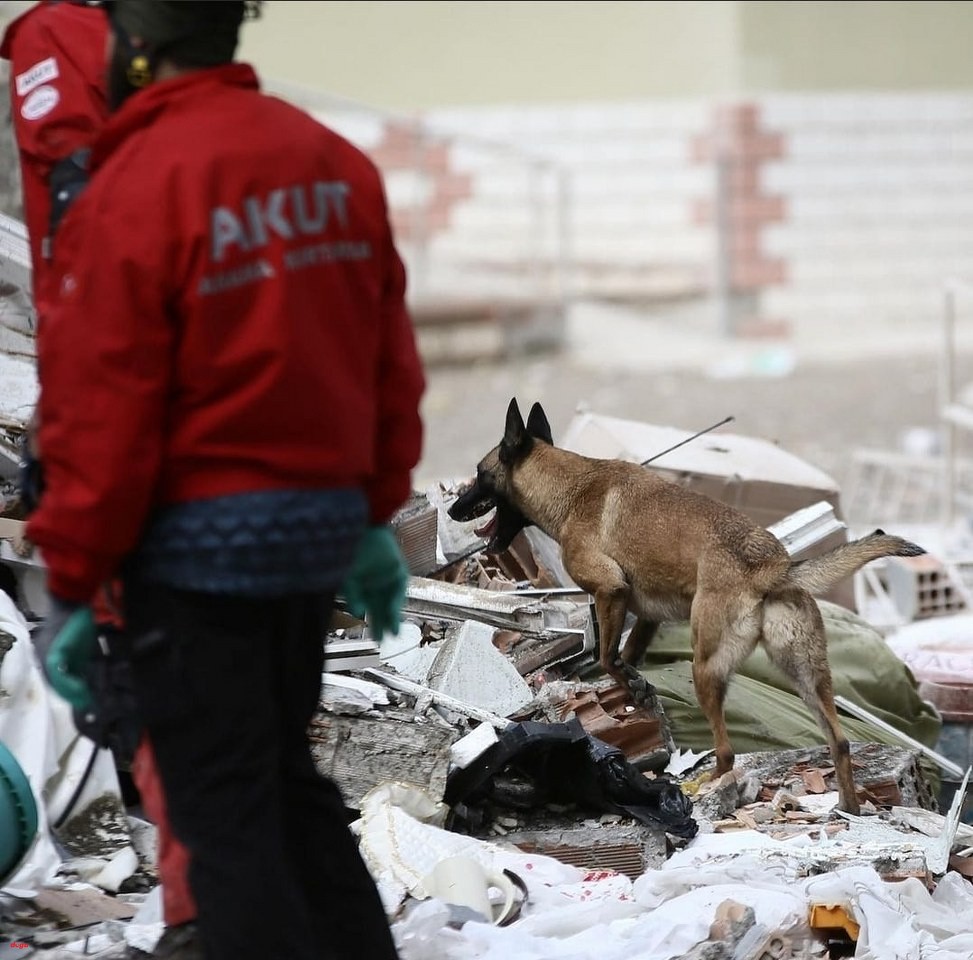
(445, 718, 697, 839)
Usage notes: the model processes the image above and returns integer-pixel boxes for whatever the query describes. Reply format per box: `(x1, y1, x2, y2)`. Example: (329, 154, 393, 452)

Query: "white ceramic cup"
(422, 855, 518, 924)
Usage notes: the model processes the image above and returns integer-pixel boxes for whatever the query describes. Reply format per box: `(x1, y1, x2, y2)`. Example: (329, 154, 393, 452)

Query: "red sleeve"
(5, 11, 107, 169)
(26, 186, 174, 603)
(364, 196, 426, 524)
(3, 7, 108, 295)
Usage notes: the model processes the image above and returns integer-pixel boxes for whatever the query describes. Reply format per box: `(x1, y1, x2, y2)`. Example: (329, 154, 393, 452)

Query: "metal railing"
(265, 80, 574, 361)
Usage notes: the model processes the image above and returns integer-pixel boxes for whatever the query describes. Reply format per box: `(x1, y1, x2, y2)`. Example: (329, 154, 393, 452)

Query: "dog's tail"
(783, 529, 925, 595)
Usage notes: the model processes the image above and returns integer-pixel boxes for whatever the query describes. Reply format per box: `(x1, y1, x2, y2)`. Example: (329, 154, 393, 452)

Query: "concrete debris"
(6, 409, 973, 960)
(309, 702, 460, 809)
(424, 620, 535, 718)
(731, 742, 939, 812)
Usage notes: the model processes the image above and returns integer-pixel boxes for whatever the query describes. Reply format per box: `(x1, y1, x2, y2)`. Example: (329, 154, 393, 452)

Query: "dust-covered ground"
(415, 300, 973, 518)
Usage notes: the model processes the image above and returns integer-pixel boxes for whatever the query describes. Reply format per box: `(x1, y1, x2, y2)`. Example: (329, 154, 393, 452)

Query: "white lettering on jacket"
(211, 181, 350, 262)
(15, 56, 59, 96)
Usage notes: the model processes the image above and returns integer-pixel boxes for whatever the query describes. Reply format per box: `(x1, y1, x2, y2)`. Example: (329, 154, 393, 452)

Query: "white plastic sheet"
(0, 593, 134, 894)
(371, 793, 973, 960)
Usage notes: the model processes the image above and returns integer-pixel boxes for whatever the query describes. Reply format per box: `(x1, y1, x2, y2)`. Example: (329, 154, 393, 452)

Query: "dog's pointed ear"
(503, 397, 525, 447)
(500, 398, 526, 464)
(526, 402, 553, 445)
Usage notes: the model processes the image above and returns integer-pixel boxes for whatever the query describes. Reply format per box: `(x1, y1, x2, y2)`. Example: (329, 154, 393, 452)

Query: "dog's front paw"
(617, 660, 657, 706)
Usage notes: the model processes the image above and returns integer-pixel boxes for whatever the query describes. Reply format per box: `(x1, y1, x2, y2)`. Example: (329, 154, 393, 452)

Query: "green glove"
(341, 526, 409, 641)
(44, 605, 98, 712)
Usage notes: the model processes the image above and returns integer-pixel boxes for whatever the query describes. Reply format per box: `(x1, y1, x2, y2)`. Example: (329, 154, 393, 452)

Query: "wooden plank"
(32, 887, 137, 929)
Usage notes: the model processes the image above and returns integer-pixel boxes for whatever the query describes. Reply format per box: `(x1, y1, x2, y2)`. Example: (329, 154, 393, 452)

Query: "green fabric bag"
(582, 601, 942, 780)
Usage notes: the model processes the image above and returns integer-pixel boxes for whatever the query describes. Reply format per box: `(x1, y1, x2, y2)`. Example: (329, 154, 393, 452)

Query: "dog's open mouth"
(473, 508, 498, 541)
(447, 479, 526, 555)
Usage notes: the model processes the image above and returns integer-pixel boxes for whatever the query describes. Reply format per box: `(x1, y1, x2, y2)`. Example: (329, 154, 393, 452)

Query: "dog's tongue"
(474, 509, 497, 540)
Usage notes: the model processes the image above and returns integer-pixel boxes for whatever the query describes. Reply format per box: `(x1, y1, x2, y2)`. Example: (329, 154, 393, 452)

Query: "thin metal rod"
(641, 416, 735, 466)
(834, 694, 965, 779)
(363, 668, 513, 729)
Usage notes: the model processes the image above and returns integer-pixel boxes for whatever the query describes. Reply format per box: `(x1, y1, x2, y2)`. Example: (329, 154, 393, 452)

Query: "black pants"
(123, 579, 399, 960)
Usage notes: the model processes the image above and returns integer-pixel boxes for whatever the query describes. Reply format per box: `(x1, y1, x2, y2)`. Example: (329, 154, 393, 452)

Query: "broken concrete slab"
(686, 742, 938, 816)
(425, 620, 535, 718)
(309, 709, 460, 810)
(425, 479, 484, 565)
(404, 577, 588, 637)
(320, 673, 390, 715)
(31, 887, 137, 928)
(374, 619, 537, 719)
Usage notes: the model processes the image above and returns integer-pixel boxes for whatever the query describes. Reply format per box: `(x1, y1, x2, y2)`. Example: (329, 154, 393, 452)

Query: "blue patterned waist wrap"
(129, 487, 368, 596)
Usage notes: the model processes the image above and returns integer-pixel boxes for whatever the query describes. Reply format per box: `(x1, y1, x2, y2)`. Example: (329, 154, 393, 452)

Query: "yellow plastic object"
(679, 770, 714, 796)
(809, 903, 861, 941)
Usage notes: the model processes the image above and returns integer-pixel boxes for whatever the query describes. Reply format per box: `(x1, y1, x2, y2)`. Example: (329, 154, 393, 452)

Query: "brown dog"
(449, 398, 926, 815)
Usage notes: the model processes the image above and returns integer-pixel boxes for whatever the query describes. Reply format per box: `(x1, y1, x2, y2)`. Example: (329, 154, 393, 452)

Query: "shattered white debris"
(0, 594, 136, 896)
(425, 620, 535, 718)
(664, 748, 715, 778)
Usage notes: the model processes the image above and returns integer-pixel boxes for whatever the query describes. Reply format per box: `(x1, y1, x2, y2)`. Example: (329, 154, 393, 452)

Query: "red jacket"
(28, 64, 425, 602)
(0, 1, 108, 310)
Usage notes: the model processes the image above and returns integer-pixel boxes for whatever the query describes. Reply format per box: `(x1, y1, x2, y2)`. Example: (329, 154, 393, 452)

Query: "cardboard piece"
(32, 886, 137, 928)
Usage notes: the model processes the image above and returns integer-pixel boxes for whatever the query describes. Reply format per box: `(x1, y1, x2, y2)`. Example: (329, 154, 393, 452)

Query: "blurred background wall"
(235, 1, 973, 105)
(4, 1, 973, 360)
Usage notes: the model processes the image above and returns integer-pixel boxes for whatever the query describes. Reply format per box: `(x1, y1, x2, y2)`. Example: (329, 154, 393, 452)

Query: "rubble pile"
(1, 411, 972, 958)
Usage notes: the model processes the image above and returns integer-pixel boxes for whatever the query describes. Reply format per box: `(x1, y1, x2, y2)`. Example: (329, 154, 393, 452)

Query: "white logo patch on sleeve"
(15, 56, 59, 96)
(21, 85, 60, 121)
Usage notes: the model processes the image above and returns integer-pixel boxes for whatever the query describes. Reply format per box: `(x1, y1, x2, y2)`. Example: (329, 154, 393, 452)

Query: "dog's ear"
(526, 402, 553, 445)
(500, 397, 527, 464)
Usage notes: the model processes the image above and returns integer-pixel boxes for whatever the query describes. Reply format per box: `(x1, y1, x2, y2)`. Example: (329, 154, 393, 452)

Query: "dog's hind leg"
(761, 587, 860, 816)
(691, 593, 763, 777)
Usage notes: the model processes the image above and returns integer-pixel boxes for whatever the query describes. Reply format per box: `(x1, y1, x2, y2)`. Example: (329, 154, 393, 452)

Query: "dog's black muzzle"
(447, 476, 496, 523)
(447, 476, 532, 556)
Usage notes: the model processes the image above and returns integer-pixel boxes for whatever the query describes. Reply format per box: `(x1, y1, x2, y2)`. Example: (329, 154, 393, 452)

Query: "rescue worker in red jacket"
(28, 3, 423, 960)
(0, 0, 107, 313)
(1, 0, 109, 509)
(1, 6, 200, 957)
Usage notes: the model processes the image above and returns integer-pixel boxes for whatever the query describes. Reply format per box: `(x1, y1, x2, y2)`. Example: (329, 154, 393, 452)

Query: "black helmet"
(101, 1, 262, 110)
(104, 0, 262, 68)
